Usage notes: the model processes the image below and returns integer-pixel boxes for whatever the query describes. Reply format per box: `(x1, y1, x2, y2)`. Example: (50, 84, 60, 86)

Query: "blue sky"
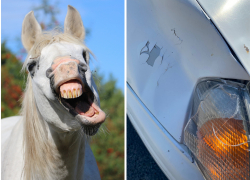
(1, 0, 124, 91)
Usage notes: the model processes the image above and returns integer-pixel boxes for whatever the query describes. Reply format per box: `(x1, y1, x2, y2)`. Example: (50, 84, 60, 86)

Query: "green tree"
(92, 72, 124, 179)
(1, 42, 26, 118)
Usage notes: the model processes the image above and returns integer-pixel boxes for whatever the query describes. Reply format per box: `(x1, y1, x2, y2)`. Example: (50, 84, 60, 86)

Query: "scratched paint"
(157, 63, 173, 86)
(171, 28, 183, 44)
(140, 41, 161, 67)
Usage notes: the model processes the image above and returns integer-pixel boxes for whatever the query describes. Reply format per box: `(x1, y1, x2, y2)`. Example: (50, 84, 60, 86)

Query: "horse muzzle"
(46, 56, 106, 135)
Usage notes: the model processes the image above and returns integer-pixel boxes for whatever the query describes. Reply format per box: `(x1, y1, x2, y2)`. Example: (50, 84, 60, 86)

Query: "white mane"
(21, 75, 67, 180)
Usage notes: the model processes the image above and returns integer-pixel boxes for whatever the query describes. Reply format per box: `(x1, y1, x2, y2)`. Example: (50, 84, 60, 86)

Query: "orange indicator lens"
(197, 118, 249, 180)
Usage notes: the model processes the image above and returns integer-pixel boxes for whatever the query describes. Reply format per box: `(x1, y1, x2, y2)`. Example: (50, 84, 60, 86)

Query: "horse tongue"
(75, 101, 95, 117)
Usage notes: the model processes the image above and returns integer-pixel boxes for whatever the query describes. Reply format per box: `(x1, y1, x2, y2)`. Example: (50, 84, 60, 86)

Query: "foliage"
(92, 71, 124, 179)
(32, 0, 60, 30)
(1, 42, 26, 118)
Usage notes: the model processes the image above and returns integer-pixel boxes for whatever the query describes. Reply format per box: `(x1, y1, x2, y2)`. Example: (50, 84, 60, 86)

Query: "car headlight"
(184, 79, 250, 180)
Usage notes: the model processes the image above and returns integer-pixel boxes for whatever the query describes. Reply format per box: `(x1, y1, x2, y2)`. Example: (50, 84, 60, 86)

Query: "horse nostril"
(79, 62, 88, 72)
(46, 68, 53, 78)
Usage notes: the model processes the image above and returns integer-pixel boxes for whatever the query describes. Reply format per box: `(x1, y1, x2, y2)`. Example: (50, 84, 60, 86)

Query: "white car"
(127, 0, 250, 179)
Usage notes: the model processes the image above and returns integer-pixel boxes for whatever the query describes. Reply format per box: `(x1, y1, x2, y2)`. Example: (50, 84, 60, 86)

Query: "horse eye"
(28, 62, 36, 72)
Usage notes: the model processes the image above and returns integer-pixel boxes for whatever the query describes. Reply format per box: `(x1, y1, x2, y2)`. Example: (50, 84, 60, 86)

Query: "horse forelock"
(22, 30, 92, 72)
(21, 75, 67, 180)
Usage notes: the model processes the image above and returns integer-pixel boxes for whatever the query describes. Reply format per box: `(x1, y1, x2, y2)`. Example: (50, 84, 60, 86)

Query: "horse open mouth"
(59, 79, 98, 117)
(56, 79, 106, 134)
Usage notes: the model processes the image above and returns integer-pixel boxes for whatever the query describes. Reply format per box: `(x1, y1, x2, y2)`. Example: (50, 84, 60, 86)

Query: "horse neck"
(24, 113, 86, 180)
(47, 124, 86, 179)
(22, 77, 86, 180)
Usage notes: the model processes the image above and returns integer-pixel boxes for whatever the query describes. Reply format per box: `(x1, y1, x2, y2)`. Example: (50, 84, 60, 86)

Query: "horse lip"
(55, 77, 83, 94)
(75, 104, 106, 127)
(58, 96, 105, 129)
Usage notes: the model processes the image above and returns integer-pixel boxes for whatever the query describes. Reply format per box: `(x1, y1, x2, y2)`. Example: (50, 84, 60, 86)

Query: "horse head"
(21, 5, 106, 136)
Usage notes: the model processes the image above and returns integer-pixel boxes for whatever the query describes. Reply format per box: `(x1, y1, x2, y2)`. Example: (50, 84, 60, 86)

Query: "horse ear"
(64, 5, 85, 41)
(22, 11, 42, 52)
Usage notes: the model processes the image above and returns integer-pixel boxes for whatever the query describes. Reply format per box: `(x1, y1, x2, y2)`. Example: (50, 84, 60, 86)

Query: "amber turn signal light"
(184, 79, 250, 180)
(197, 118, 249, 179)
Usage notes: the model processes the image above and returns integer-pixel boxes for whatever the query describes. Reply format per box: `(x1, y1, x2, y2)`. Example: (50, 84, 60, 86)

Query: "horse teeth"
(59, 83, 83, 99)
(73, 89, 76, 98)
(78, 88, 82, 97)
(63, 90, 67, 98)
(68, 91, 72, 98)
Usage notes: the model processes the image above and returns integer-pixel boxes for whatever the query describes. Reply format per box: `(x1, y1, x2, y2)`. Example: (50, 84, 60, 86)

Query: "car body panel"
(197, 0, 250, 74)
(127, 0, 250, 143)
(127, 84, 204, 180)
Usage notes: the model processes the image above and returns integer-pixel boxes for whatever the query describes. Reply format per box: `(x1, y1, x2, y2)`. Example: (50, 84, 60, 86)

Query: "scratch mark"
(140, 41, 161, 66)
(244, 44, 249, 53)
(171, 28, 183, 45)
(140, 41, 150, 55)
(160, 50, 167, 65)
(160, 55, 164, 65)
(157, 63, 173, 86)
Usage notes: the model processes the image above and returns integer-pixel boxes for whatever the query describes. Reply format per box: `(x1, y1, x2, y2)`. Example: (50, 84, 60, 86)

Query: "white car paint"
(127, 0, 250, 179)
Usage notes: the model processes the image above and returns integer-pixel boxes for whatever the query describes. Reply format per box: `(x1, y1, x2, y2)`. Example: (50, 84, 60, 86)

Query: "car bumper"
(127, 83, 204, 180)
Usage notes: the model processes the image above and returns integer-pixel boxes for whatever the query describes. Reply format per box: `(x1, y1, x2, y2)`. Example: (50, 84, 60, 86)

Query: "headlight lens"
(184, 79, 250, 180)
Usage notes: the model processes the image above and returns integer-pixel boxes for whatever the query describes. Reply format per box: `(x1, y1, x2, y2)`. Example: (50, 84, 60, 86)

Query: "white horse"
(2, 5, 106, 180)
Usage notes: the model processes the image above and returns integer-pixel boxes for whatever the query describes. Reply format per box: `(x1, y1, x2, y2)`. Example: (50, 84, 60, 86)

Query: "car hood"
(197, 0, 250, 74)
